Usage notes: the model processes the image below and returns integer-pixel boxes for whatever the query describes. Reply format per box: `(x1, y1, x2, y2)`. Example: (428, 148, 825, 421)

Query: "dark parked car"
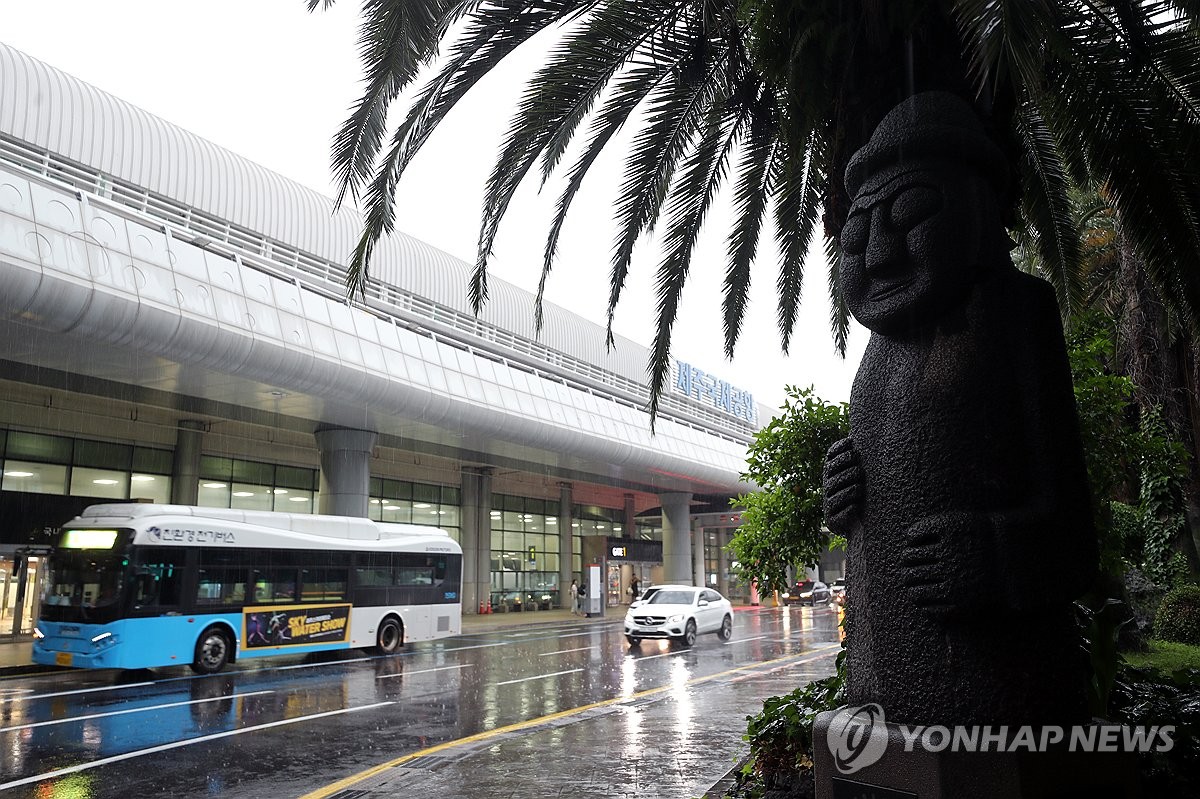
(783, 579, 831, 606)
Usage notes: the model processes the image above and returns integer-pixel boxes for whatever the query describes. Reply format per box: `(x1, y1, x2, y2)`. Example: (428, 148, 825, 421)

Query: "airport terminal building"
(0, 42, 768, 633)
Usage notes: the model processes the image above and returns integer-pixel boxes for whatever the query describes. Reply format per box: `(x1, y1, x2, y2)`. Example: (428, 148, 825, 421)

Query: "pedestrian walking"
(569, 578, 580, 615)
(630, 576, 640, 601)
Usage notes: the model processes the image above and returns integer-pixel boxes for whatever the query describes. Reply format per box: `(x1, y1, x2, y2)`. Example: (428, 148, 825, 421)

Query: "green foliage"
(1123, 640, 1200, 675)
(1068, 314, 1189, 582)
(1110, 663, 1200, 796)
(733, 649, 847, 797)
(728, 386, 848, 596)
(1155, 585, 1200, 647)
(1077, 598, 1133, 717)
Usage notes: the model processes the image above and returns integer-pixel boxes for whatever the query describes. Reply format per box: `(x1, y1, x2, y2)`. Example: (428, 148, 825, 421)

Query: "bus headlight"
(33, 627, 44, 640)
(91, 631, 116, 648)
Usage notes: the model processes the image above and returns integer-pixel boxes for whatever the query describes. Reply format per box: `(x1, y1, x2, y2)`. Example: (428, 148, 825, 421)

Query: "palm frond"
(648, 98, 749, 424)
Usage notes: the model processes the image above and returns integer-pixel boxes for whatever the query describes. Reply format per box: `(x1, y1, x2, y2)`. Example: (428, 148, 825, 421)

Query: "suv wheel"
(717, 615, 732, 641)
(680, 619, 697, 647)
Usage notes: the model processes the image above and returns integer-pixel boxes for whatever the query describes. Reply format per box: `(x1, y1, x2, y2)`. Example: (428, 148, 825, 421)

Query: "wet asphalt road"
(0, 606, 842, 798)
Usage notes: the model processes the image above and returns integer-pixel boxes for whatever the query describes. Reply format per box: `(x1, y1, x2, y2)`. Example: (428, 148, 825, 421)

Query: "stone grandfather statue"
(822, 92, 1099, 728)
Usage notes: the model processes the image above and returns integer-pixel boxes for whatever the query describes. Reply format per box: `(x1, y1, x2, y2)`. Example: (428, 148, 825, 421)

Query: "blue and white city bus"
(32, 503, 462, 673)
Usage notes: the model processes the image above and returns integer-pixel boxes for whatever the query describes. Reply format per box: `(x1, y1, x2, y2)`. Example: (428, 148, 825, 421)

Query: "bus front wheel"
(375, 616, 403, 655)
(191, 627, 231, 674)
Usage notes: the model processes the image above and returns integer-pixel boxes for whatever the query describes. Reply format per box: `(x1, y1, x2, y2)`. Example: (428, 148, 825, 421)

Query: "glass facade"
(0, 430, 172, 503)
(369, 478, 460, 541)
(197, 456, 317, 512)
(490, 494, 561, 610)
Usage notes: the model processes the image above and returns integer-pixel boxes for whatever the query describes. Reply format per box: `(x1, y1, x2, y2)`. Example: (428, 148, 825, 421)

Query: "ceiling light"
(288, 496, 308, 502)
(202, 482, 226, 489)
(273, 489, 288, 494)
(232, 491, 255, 497)
(414, 503, 432, 509)
(92, 479, 120, 486)
(131, 475, 156, 483)
(4, 471, 33, 478)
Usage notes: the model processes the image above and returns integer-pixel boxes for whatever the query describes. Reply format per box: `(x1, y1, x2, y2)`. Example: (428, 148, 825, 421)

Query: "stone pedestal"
(812, 711, 1142, 799)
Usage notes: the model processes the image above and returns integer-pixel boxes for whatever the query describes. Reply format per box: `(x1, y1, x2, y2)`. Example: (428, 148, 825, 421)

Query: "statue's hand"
(900, 512, 992, 619)
(823, 437, 864, 537)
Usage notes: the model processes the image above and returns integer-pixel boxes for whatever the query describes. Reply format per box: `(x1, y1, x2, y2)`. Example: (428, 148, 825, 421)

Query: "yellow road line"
(300, 643, 841, 799)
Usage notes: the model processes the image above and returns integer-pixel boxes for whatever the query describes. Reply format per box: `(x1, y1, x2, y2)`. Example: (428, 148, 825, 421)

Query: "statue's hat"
(845, 91, 1009, 196)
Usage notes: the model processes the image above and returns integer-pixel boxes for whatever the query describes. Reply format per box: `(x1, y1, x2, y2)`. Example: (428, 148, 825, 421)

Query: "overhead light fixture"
(288, 496, 308, 502)
(232, 491, 255, 497)
(273, 489, 288, 494)
(414, 503, 432, 509)
(131, 475, 156, 483)
(202, 482, 226, 489)
(4, 471, 34, 478)
(92, 479, 120, 486)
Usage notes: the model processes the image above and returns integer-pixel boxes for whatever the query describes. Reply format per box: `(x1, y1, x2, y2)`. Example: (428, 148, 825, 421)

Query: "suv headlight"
(668, 614, 684, 623)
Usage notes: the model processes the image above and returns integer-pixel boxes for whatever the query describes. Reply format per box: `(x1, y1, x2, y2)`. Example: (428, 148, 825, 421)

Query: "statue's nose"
(865, 208, 903, 273)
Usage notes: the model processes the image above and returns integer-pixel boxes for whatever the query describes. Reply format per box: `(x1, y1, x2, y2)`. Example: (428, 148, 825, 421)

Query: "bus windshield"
(42, 549, 126, 613)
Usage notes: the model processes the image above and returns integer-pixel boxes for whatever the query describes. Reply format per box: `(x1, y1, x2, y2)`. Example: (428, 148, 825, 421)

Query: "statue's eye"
(889, 185, 941, 231)
(841, 211, 870, 255)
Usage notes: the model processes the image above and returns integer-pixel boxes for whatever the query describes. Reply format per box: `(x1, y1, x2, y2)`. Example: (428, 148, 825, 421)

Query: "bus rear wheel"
(191, 627, 231, 674)
(375, 617, 403, 655)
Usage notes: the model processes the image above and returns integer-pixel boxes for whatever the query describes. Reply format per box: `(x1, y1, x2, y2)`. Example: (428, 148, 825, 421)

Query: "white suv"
(624, 585, 733, 646)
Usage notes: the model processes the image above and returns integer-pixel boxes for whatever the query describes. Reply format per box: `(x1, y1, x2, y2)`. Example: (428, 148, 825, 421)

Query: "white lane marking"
(625, 651, 683, 663)
(724, 635, 770, 646)
(538, 646, 597, 657)
(0, 688, 34, 696)
(375, 664, 472, 681)
(0, 701, 395, 791)
(275, 656, 377, 671)
(0, 682, 155, 705)
(0, 690, 276, 733)
(495, 668, 583, 686)
(439, 642, 509, 653)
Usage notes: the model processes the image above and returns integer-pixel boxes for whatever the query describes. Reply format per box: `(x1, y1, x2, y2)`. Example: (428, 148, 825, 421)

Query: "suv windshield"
(648, 590, 695, 605)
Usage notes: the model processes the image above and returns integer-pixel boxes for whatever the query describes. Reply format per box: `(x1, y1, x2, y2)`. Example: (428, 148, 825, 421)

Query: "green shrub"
(727, 649, 846, 798)
(1154, 585, 1200, 646)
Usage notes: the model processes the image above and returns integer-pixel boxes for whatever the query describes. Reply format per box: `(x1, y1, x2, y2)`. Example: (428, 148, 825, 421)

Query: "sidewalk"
(0, 605, 616, 678)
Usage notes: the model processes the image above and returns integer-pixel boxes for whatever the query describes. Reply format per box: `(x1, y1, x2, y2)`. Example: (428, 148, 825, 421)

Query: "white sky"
(3, 0, 865, 412)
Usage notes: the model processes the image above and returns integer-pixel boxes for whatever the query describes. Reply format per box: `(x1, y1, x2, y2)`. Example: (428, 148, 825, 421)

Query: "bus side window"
(134, 548, 185, 608)
(196, 567, 247, 606)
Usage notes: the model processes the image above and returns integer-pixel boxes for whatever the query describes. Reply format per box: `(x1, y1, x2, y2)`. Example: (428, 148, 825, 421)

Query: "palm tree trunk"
(1115, 239, 1200, 577)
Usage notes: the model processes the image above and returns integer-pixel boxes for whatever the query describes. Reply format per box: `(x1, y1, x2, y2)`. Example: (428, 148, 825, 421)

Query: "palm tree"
(310, 0, 1200, 420)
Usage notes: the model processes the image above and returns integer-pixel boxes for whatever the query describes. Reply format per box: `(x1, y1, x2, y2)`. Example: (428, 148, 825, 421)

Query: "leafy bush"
(727, 649, 846, 799)
(1155, 586, 1200, 646)
(1110, 663, 1200, 796)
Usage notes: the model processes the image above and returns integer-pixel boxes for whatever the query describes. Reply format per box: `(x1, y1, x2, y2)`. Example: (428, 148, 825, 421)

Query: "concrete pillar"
(314, 427, 376, 517)
(460, 467, 492, 614)
(170, 420, 205, 505)
(693, 521, 706, 588)
(660, 492, 692, 584)
(558, 482, 573, 608)
(623, 493, 635, 538)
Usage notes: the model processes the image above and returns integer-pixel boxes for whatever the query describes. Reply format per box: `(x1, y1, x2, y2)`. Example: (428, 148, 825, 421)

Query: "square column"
(557, 482, 573, 608)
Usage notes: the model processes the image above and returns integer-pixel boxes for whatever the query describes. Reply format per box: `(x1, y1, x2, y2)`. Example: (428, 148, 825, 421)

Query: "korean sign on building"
(673, 361, 757, 424)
